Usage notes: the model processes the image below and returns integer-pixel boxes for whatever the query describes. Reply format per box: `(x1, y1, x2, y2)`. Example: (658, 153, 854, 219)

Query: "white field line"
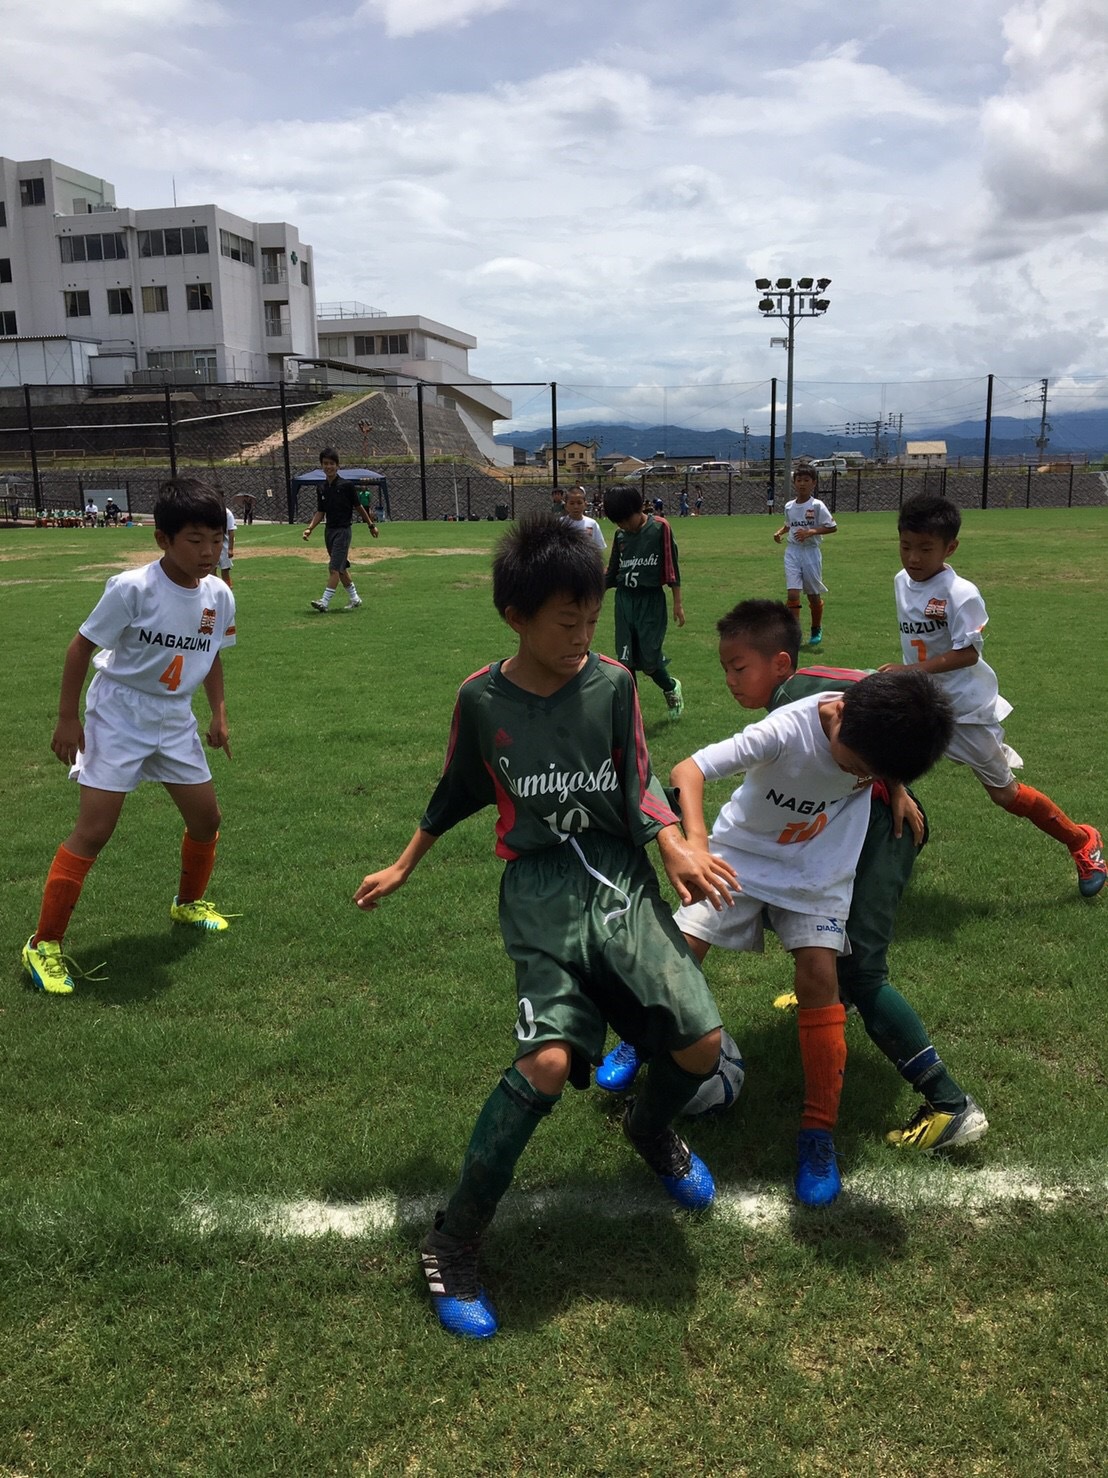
(183, 1164, 1107, 1241)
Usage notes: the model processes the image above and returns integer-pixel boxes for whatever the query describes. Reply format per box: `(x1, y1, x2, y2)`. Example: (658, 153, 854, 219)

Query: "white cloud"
(356, 0, 517, 39)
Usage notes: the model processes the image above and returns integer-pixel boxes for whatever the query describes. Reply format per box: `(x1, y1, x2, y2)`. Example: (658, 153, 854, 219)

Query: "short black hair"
(838, 670, 953, 784)
(153, 477, 226, 536)
(898, 492, 961, 542)
(603, 483, 645, 522)
(319, 446, 340, 465)
(792, 465, 818, 484)
(492, 510, 605, 618)
(716, 598, 801, 667)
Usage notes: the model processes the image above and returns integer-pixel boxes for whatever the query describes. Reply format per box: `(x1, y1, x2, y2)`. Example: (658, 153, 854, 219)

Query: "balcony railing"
(264, 315, 292, 337)
(262, 267, 288, 285)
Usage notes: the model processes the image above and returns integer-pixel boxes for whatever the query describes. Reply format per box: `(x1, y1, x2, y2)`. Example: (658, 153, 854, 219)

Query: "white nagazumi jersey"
(893, 565, 1010, 726)
(783, 497, 835, 545)
(80, 560, 237, 700)
(693, 694, 872, 915)
(565, 513, 607, 551)
(220, 508, 237, 567)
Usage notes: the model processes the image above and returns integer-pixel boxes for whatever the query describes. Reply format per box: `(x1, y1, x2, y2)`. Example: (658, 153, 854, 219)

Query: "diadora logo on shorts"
(816, 919, 844, 934)
(923, 597, 947, 619)
(198, 608, 217, 635)
(494, 727, 513, 748)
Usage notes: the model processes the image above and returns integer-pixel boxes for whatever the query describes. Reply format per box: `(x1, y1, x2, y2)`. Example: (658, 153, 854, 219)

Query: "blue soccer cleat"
(795, 1128, 841, 1207)
(420, 1214, 498, 1339)
(596, 1039, 641, 1093)
(1072, 825, 1106, 898)
(622, 1103, 715, 1211)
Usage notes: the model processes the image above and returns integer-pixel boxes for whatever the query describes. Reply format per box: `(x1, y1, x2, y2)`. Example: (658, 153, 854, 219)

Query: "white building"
(315, 305, 512, 465)
(0, 156, 316, 386)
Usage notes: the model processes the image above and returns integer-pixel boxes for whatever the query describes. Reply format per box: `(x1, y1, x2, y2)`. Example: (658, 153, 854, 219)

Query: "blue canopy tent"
(288, 467, 390, 522)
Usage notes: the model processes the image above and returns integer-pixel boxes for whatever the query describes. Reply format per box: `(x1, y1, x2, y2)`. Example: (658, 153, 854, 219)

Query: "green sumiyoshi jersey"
(605, 514, 680, 592)
(770, 663, 872, 710)
(421, 652, 678, 861)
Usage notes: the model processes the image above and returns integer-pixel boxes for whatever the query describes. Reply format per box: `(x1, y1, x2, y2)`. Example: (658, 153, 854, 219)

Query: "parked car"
(809, 457, 848, 474)
(692, 461, 734, 475)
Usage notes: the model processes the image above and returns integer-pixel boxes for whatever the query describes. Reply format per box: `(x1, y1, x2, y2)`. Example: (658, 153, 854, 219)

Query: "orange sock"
(35, 844, 96, 946)
(178, 832, 218, 905)
(797, 1002, 847, 1132)
(1004, 784, 1085, 851)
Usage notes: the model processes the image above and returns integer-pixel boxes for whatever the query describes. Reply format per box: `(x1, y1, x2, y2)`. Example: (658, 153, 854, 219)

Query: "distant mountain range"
(495, 411, 1108, 461)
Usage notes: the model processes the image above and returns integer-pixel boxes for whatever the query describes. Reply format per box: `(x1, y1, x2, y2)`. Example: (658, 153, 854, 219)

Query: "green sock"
(629, 1050, 712, 1138)
(440, 1065, 559, 1243)
(851, 980, 966, 1114)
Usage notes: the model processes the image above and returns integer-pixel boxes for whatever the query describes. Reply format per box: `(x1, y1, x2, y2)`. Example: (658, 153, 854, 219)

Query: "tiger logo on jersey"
(198, 608, 217, 636)
(923, 597, 947, 619)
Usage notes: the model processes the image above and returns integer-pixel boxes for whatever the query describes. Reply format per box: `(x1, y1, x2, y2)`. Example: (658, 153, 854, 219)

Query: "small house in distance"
(904, 440, 947, 468)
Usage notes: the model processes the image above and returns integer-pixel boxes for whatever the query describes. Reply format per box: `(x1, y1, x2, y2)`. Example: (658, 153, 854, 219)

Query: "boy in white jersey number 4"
(880, 493, 1104, 899)
(22, 479, 238, 997)
(774, 464, 837, 648)
(354, 512, 737, 1340)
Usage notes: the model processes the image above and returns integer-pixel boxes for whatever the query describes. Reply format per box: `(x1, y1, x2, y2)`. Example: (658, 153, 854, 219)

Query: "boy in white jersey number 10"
(880, 493, 1104, 899)
(22, 479, 238, 997)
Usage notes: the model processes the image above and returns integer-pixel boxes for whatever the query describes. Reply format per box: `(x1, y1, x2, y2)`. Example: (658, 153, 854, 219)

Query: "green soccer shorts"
(613, 586, 670, 674)
(499, 830, 720, 1084)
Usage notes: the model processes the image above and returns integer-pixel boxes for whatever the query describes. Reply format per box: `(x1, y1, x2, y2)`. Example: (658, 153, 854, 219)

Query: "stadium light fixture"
(754, 275, 832, 487)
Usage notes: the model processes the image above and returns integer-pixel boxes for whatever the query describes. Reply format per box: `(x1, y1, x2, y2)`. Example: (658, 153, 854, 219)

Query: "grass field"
(2, 508, 1107, 1476)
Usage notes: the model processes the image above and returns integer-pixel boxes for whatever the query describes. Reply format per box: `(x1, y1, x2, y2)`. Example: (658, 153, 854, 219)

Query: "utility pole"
(1034, 378, 1050, 465)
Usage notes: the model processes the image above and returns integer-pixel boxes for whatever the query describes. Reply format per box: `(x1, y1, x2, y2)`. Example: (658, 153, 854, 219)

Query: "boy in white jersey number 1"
(880, 493, 1104, 899)
(22, 479, 238, 997)
(774, 464, 837, 648)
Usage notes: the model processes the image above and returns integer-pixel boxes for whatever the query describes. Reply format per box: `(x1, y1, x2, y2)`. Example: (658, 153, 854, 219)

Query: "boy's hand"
(354, 865, 409, 910)
(205, 716, 232, 760)
(890, 786, 925, 846)
(878, 662, 910, 673)
(51, 717, 84, 767)
(369, 522, 380, 539)
(657, 827, 739, 909)
(671, 594, 686, 627)
(773, 530, 783, 543)
(302, 528, 312, 541)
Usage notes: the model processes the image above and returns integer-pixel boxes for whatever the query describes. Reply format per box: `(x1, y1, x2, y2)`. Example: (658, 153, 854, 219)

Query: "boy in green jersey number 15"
(354, 512, 738, 1340)
(603, 483, 686, 721)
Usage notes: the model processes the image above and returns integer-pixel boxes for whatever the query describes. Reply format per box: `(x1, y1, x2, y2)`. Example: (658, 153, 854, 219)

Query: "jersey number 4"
(159, 655, 185, 692)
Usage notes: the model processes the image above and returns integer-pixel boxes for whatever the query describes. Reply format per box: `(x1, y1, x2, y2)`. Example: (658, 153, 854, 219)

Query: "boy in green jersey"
(603, 483, 686, 721)
(598, 599, 987, 1157)
(355, 512, 738, 1340)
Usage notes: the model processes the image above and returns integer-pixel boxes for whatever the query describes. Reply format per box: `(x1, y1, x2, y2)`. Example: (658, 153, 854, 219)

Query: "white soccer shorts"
(70, 672, 212, 792)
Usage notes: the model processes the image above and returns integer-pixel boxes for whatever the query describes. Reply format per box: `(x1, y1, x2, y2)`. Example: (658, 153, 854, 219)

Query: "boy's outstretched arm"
(669, 757, 710, 847)
(670, 585, 685, 627)
(655, 825, 739, 909)
(51, 633, 96, 765)
(354, 828, 438, 910)
(880, 647, 977, 677)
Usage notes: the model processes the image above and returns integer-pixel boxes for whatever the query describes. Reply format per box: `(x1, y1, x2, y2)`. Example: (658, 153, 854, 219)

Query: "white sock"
(347, 583, 359, 601)
(320, 588, 334, 606)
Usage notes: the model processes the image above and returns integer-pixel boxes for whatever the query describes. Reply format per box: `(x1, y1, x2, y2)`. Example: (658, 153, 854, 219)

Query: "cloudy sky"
(4, 0, 1108, 436)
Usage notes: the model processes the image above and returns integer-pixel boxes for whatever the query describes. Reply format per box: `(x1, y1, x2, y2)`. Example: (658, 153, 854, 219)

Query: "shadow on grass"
(894, 887, 997, 939)
(61, 927, 208, 1005)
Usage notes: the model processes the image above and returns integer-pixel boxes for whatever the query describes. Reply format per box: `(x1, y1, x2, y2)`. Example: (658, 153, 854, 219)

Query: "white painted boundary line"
(183, 1164, 1107, 1240)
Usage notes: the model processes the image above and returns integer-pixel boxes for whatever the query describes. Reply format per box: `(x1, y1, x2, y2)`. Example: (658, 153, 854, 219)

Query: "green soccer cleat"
(805, 629, 823, 648)
(22, 936, 76, 995)
(886, 1096, 988, 1152)
(665, 678, 684, 722)
(170, 897, 231, 932)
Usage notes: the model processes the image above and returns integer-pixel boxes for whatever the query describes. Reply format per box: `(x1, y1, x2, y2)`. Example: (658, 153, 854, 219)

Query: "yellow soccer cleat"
(170, 897, 231, 932)
(886, 1096, 989, 1151)
(773, 989, 799, 1011)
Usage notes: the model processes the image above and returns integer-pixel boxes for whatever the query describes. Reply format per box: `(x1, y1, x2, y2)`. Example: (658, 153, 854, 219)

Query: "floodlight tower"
(754, 276, 831, 489)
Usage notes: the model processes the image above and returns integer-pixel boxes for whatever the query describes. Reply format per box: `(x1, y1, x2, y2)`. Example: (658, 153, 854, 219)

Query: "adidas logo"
(494, 728, 513, 748)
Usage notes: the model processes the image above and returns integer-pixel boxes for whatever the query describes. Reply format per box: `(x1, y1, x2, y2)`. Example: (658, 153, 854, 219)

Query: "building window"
(138, 225, 209, 258)
(264, 303, 289, 336)
(319, 335, 348, 356)
(219, 228, 255, 266)
(20, 178, 46, 206)
(0, 310, 15, 334)
(59, 232, 128, 263)
(300, 258, 310, 286)
(146, 348, 217, 382)
(107, 287, 134, 315)
(0, 258, 10, 283)
(380, 334, 408, 354)
(261, 250, 287, 285)
(187, 282, 213, 311)
(0, 201, 6, 228)
(141, 284, 169, 313)
(65, 290, 91, 317)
